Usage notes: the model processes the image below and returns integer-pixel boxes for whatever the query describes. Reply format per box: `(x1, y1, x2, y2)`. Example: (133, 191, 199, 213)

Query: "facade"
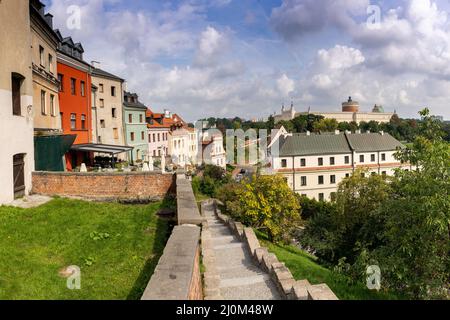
(274, 97, 395, 124)
(169, 127, 191, 167)
(201, 131, 226, 168)
(123, 92, 148, 163)
(270, 130, 411, 201)
(56, 31, 93, 170)
(91, 68, 125, 154)
(187, 127, 198, 166)
(0, 0, 35, 203)
(30, 1, 61, 134)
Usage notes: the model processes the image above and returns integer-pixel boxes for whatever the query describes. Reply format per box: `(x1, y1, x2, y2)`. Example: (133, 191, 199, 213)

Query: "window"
(100, 119, 105, 128)
(318, 175, 324, 185)
(50, 94, 55, 116)
(12, 73, 23, 116)
(99, 99, 104, 108)
(81, 114, 86, 129)
(112, 108, 117, 118)
(346, 173, 350, 178)
(70, 114, 76, 130)
(371, 154, 376, 162)
(80, 81, 85, 97)
(381, 153, 386, 161)
(141, 131, 145, 140)
(58, 74, 64, 92)
(359, 155, 364, 163)
(382, 171, 387, 177)
(153, 150, 156, 157)
(157, 133, 160, 142)
(130, 132, 135, 141)
(128, 114, 132, 123)
(318, 158, 323, 166)
(39, 46, 45, 66)
(330, 157, 335, 165)
(70, 78, 76, 95)
(330, 175, 336, 184)
(98, 136, 102, 143)
(48, 54, 54, 73)
(113, 128, 118, 139)
(111, 86, 116, 96)
(318, 193, 325, 201)
(345, 156, 350, 164)
(99, 84, 104, 93)
(330, 192, 337, 202)
(300, 158, 306, 167)
(139, 114, 143, 123)
(153, 133, 156, 142)
(281, 159, 287, 168)
(40, 90, 46, 115)
(301, 176, 307, 186)
(371, 172, 376, 176)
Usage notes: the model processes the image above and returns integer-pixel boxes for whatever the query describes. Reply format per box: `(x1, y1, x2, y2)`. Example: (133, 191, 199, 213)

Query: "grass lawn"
(256, 232, 404, 300)
(0, 198, 173, 300)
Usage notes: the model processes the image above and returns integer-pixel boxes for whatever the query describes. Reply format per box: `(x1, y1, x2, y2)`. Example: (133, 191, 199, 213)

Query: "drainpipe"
(292, 156, 296, 192)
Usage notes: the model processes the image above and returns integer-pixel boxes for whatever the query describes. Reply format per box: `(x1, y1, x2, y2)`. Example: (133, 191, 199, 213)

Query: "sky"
(42, 0, 450, 121)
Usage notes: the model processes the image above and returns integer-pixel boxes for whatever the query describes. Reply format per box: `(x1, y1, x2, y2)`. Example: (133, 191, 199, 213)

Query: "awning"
(70, 143, 133, 155)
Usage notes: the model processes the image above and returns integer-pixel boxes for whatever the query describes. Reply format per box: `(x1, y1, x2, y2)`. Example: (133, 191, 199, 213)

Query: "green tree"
(368, 108, 450, 298)
(219, 175, 302, 243)
(313, 118, 339, 133)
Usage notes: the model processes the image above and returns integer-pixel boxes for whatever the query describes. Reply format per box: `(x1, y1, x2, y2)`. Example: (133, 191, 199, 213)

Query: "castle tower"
(342, 96, 360, 112)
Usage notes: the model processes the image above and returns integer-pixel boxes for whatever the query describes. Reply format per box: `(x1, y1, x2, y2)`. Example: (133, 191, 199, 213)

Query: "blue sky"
(43, 0, 450, 121)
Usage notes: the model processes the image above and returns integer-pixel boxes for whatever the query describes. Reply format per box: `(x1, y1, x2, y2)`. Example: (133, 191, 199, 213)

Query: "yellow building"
(30, 0, 61, 133)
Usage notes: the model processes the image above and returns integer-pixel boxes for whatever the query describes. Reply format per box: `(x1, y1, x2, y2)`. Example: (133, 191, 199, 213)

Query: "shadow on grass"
(126, 195, 176, 300)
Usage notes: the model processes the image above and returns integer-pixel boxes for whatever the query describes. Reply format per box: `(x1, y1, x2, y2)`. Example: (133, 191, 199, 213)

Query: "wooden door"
(13, 154, 25, 199)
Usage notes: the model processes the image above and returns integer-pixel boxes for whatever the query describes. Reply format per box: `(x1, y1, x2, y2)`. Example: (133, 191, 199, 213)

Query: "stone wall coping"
(141, 225, 201, 300)
(32, 171, 171, 177)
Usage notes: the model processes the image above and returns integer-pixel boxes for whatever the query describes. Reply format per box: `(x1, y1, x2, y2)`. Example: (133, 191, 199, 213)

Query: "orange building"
(55, 31, 92, 170)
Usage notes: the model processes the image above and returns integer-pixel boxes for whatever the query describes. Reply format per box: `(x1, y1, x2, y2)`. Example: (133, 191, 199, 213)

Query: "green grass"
(256, 232, 404, 300)
(0, 198, 172, 300)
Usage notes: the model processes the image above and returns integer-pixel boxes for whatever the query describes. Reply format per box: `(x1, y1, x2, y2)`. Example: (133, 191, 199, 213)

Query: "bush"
(219, 175, 302, 243)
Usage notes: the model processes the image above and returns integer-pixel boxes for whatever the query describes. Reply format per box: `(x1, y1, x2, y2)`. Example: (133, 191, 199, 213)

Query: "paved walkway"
(202, 202, 281, 300)
(7, 195, 52, 208)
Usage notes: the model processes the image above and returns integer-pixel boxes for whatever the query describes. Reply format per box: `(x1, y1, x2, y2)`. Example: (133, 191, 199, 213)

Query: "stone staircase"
(201, 202, 281, 300)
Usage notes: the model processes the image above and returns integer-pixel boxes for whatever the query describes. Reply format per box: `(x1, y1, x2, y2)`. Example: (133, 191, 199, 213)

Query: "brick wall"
(188, 246, 203, 300)
(32, 171, 176, 201)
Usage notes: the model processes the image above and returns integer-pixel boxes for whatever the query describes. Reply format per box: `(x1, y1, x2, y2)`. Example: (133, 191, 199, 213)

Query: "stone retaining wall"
(213, 200, 338, 301)
(32, 171, 175, 201)
(141, 174, 203, 300)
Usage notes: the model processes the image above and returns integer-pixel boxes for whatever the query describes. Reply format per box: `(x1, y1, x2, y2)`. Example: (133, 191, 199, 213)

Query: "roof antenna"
(91, 60, 100, 68)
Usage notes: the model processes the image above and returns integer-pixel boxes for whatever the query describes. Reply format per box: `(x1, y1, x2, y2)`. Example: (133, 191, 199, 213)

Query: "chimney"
(44, 13, 53, 29)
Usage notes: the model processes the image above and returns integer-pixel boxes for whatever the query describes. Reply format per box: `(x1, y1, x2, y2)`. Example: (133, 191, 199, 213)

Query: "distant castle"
(273, 97, 395, 124)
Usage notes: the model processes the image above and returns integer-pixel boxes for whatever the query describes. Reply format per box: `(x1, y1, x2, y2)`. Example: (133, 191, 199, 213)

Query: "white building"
(269, 130, 411, 201)
(169, 127, 191, 168)
(0, 0, 35, 203)
(201, 131, 226, 169)
(274, 97, 394, 124)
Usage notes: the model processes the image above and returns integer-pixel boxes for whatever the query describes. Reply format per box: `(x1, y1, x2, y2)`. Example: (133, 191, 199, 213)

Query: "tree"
(368, 108, 450, 298)
(219, 175, 302, 243)
(313, 118, 339, 133)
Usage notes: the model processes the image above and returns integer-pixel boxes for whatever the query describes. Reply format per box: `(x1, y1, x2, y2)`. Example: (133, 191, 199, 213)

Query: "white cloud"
(276, 74, 295, 96)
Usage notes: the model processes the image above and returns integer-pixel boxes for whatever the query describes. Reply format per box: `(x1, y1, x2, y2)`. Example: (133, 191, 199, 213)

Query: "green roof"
(346, 132, 404, 152)
(279, 133, 351, 156)
(278, 132, 404, 156)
